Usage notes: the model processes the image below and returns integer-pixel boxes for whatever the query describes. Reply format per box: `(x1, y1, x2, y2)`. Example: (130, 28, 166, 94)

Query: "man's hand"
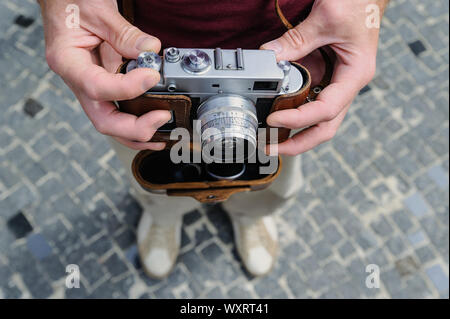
(39, 0, 172, 150)
(261, 0, 387, 156)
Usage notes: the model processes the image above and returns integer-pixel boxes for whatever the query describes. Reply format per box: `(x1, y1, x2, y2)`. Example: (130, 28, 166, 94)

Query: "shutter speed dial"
(181, 49, 212, 74)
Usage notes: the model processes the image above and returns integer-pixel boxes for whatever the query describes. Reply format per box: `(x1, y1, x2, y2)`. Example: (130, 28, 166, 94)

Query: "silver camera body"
(127, 48, 304, 162)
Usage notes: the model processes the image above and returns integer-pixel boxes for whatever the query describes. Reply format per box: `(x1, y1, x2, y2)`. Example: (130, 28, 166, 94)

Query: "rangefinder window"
(252, 81, 278, 91)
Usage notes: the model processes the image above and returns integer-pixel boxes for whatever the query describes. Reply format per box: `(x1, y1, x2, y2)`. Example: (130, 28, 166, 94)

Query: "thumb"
(260, 18, 324, 61)
(99, 10, 161, 59)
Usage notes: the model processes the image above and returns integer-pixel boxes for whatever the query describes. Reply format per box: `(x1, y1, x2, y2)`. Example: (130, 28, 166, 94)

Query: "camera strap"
(275, 0, 333, 102)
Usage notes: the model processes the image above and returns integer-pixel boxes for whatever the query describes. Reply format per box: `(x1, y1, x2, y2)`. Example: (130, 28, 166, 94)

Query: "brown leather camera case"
(116, 62, 311, 203)
(132, 150, 283, 203)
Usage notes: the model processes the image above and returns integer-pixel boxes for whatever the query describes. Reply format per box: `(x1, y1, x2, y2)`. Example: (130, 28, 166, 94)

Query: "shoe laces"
(149, 224, 174, 248)
(242, 220, 263, 249)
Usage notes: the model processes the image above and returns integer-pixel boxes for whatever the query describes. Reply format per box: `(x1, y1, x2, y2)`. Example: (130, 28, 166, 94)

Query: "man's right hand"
(39, 0, 172, 150)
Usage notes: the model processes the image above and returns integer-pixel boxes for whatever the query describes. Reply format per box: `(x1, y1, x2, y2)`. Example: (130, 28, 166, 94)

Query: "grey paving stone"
(425, 264, 449, 293)
(344, 185, 368, 206)
(338, 241, 356, 259)
(201, 241, 224, 263)
(322, 223, 343, 246)
(416, 245, 437, 264)
(386, 236, 408, 256)
(254, 276, 285, 298)
(414, 173, 435, 192)
(370, 216, 394, 237)
(424, 187, 449, 214)
(205, 286, 226, 299)
(391, 209, 415, 234)
(226, 284, 253, 298)
(310, 240, 333, 261)
(0, 164, 21, 189)
(404, 192, 430, 217)
(373, 155, 396, 177)
(354, 230, 378, 251)
(26, 233, 52, 259)
(408, 231, 426, 247)
(366, 249, 390, 270)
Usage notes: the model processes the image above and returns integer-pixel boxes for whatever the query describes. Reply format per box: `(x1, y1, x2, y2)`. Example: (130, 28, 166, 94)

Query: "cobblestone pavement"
(0, 0, 449, 299)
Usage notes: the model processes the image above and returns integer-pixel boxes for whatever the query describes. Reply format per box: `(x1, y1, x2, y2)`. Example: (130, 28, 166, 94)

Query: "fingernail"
(157, 115, 171, 127)
(266, 144, 279, 156)
(136, 36, 158, 52)
(263, 40, 283, 55)
(266, 116, 280, 128)
(149, 142, 166, 150)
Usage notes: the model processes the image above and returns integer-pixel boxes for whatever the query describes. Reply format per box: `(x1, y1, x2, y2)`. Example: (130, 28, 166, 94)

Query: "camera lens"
(197, 94, 258, 163)
(205, 163, 246, 180)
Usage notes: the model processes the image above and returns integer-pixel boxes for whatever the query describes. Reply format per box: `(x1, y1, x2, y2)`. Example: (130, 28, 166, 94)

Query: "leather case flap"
(132, 150, 282, 203)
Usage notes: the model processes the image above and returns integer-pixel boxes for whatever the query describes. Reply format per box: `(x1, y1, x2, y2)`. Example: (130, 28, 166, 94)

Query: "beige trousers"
(109, 138, 303, 225)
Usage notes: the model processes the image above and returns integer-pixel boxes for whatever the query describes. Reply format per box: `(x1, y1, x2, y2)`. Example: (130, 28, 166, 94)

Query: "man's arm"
(262, 0, 389, 155)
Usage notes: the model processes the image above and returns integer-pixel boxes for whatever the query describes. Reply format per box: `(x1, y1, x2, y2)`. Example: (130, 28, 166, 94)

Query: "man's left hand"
(261, 0, 388, 156)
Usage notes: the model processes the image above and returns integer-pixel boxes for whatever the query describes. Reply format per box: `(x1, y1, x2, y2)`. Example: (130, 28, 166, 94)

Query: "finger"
(59, 48, 160, 101)
(267, 104, 350, 156)
(99, 42, 123, 73)
(92, 8, 161, 59)
(260, 17, 326, 61)
(113, 137, 167, 151)
(267, 60, 366, 129)
(77, 94, 172, 142)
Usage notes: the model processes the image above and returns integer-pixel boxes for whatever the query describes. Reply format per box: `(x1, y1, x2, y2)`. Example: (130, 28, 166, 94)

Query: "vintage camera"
(116, 48, 311, 202)
(117, 48, 311, 163)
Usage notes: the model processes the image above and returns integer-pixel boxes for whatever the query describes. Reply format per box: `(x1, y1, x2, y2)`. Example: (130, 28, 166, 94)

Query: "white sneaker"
(137, 211, 181, 279)
(230, 214, 278, 277)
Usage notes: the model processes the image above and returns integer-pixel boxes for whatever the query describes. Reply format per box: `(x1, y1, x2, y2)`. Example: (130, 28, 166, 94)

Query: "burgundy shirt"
(131, 0, 314, 49)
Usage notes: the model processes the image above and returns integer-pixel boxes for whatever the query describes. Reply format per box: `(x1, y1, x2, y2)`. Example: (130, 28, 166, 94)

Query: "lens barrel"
(197, 94, 258, 163)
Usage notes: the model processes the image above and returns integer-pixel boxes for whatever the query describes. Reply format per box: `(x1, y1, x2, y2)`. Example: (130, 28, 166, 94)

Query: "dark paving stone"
(125, 245, 141, 270)
(114, 228, 135, 250)
(7, 211, 33, 239)
(103, 253, 129, 278)
(65, 282, 89, 299)
(359, 85, 372, 95)
(118, 193, 142, 228)
(39, 254, 66, 281)
(23, 98, 43, 118)
(408, 40, 427, 56)
(183, 209, 202, 225)
(194, 224, 213, 245)
(79, 256, 106, 287)
(14, 15, 34, 28)
(201, 241, 224, 263)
